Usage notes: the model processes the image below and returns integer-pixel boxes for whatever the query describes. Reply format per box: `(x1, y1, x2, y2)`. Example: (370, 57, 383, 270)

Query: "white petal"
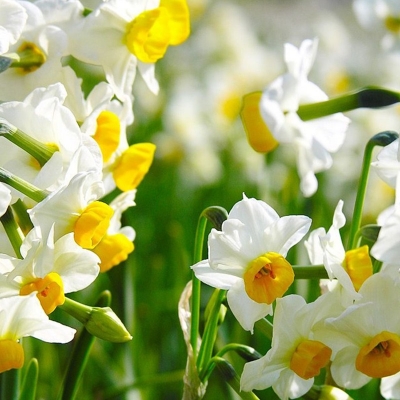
(191, 260, 241, 290)
(227, 280, 272, 333)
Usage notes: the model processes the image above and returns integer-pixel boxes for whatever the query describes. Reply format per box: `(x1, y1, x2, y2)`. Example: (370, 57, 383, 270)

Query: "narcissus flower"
(191, 194, 311, 332)
(69, 0, 190, 98)
(241, 292, 342, 400)
(28, 170, 111, 250)
(241, 39, 350, 197)
(0, 225, 100, 314)
(316, 273, 400, 389)
(0, 293, 75, 373)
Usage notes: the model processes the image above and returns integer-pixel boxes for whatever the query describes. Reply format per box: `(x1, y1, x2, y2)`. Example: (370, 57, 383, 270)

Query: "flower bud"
(85, 306, 132, 343)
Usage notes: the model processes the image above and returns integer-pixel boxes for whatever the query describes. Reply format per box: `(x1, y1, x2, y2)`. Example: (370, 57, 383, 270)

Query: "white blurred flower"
(191, 194, 311, 332)
(242, 38, 350, 197)
(353, 0, 400, 50)
(0, 0, 27, 55)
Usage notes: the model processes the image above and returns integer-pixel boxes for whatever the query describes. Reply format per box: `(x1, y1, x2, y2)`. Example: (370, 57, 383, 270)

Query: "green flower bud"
(85, 306, 132, 343)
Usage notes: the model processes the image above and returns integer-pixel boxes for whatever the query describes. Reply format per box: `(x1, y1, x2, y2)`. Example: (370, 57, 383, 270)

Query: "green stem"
(0, 119, 56, 167)
(0, 367, 19, 400)
(197, 289, 226, 379)
(190, 206, 228, 364)
(0, 207, 24, 258)
(297, 86, 400, 121)
(58, 291, 111, 400)
(254, 317, 273, 340)
(0, 168, 48, 203)
(18, 358, 39, 400)
(347, 131, 399, 250)
(292, 265, 328, 279)
(213, 357, 260, 400)
(11, 200, 33, 235)
(190, 215, 207, 361)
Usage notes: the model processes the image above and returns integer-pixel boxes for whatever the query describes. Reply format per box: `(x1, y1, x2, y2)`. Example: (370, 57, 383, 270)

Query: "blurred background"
(25, 0, 400, 398)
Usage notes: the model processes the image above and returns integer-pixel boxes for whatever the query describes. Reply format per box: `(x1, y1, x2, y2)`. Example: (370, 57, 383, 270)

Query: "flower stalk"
(0, 118, 57, 167)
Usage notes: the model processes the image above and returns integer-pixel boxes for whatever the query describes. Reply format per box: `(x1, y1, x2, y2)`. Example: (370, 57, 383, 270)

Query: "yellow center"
(384, 15, 400, 33)
(19, 272, 65, 314)
(113, 143, 156, 192)
(93, 233, 134, 273)
(243, 252, 294, 304)
(343, 245, 373, 291)
(74, 201, 114, 249)
(356, 331, 400, 378)
(0, 340, 24, 373)
(125, 0, 190, 63)
(290, 340, 332, 380)
(16, 42, 46, 74)
(240, 92, 279, 153)
(93, 111, 121, 163)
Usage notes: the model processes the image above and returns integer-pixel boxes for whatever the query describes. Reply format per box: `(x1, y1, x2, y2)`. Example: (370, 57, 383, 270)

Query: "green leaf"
(0, 56, 12, 73)
(18, 358, 39, 400)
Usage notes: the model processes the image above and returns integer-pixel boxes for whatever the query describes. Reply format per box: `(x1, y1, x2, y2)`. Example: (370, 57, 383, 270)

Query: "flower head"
(241, 38, 350, 197)
(191, 194, 311, 332)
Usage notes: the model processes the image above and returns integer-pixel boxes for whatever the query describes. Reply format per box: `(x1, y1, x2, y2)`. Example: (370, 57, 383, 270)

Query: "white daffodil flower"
(241, 291, 343, 400)
(353, 0, 400, 50)
(0, 83, 102, 197)
(0, 0, 84, 102)
(304, 200, 372, 302)
(28, 170, 112, 252)
(0, 0, 27, 55)
(69, 0, 190, 99)
(243, 38, 350, 197)
(0, 293, 75, 373)
(191, 194, 311, 332)
(0, 224, 100, 314)
(316, 273, 400, 389)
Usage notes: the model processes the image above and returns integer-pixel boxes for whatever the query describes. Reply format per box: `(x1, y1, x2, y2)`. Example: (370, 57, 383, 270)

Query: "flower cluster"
(188, 28, 400, 400)
(0, 0, 189, 375)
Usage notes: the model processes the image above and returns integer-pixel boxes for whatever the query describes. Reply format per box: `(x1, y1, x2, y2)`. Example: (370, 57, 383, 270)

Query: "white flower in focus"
(0, 225, 100, 314)
(304, 200, 372, 302)
(28, 170, 112, 250)
(317, 273, 400, 389)
(0, 293, 75, 373)
(0, 83, 102, 196)
(0, 0, 27, 54)
(241, 292, 342, 400)
(191, 194, 311, 332)
(243, 39, 350, 197)
(0, 0, 84, 102)
(69, 0, 190, 99)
